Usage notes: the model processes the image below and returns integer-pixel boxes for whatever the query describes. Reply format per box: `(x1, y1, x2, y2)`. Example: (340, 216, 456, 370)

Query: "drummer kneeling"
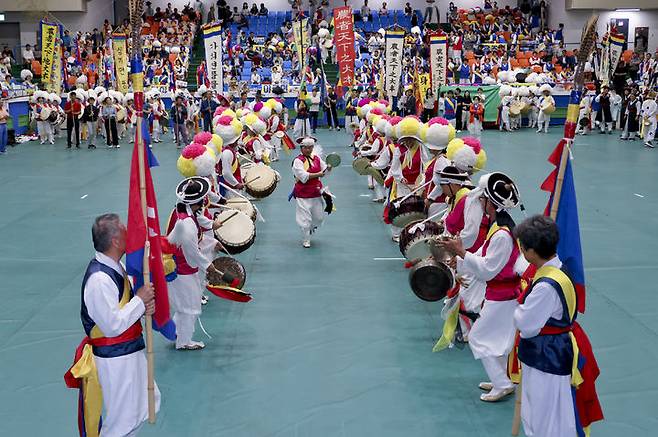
(292, 136, 331, 248)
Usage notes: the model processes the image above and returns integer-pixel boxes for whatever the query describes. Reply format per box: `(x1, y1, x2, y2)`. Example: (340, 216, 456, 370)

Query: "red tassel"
(404, 261, 413, 269)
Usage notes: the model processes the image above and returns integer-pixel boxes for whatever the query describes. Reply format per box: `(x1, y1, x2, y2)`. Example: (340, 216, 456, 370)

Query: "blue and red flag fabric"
(125, 130, 175, 340)
(541, 139, 586, 313)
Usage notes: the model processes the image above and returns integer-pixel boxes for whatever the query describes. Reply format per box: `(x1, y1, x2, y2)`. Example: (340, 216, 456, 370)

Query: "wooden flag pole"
(129, 0, 156, 423)
(136, 114, 157, 423)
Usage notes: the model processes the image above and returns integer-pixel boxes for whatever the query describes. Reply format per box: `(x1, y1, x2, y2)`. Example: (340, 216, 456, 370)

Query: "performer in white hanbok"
(422, 117, 455, 218)
(512, 215, 603, 436)
(166, 177, 224, 350)
(214, 115, 245, 198)
(440, 172, 523, 402)
(537, 84, 555, 134)
(385, 116, 424, 242)
(65, 213, 160, 437)
(640, 94, 657, 148)
(291, 136, 331, 248)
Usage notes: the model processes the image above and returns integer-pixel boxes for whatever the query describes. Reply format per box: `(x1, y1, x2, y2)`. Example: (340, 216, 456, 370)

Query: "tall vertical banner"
(333, 7, 355, 87)
(292, 18, 310, 71)
(384, 30, 405, 98)
(40, 21, 59, 85)
(607, 32, 625, 84)
(430, 34, 448, 91)
(203, 24, 224, 93)
(112, 33, 129, 93)
(47, 41, 63, 94)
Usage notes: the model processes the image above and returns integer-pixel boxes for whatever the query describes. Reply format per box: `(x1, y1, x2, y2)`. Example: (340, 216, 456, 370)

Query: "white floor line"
(80, 194, 88, 199)
(359, 194, 370, 197)
(373, 257, 405, 261)
(634, 193, 645, 198)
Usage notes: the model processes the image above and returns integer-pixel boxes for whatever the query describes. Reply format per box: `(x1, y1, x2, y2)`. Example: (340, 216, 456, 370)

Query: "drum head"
(225, 198, 257, 221)
(352, 157, 370, 175)
(244, 164, 278, 198)
(214, 210, 256, 254)
(409, 261, 454, 302)
(326, 153, 341, 168)
(208, 256, 247, 289)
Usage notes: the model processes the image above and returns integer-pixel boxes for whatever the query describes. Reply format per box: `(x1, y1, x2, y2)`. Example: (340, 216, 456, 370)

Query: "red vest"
(166, 209, 202, 275)
(481, 225, 521, 301)
(398, 144, 422, 184)
(445, 189, 488, 252)
(293, 155, 323, 199)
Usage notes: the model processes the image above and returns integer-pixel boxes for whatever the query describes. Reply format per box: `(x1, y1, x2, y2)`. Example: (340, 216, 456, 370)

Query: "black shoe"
(66, 144, 71, 149)
(76, 145, 80, 149)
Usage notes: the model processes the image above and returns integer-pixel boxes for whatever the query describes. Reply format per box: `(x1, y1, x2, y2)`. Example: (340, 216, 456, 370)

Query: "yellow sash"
(70, 275, 133, 437)
(448, 187, 470, 212)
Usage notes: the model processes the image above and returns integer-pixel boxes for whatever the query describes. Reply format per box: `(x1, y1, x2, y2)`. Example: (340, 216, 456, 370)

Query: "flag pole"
(129, 0, 156, 423)
(511, 14, 599, 436)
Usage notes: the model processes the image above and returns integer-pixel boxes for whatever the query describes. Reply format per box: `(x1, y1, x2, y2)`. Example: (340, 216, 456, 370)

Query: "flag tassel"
(549, 140, 570, 220)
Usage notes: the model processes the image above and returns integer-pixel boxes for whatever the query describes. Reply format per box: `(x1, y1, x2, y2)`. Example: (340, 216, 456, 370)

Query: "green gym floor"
(0, 126, 657, 436)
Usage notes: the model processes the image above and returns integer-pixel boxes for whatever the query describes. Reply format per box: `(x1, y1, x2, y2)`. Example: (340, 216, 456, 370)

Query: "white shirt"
(514, 257, 564, 338)
(220, 148, 239, 186)
(22, 48, 35, 62)
(292, 154, 327, 183)
(84, 252, 145, 338)
(457, 226, 514, 282)
(168, 214, 212, 272)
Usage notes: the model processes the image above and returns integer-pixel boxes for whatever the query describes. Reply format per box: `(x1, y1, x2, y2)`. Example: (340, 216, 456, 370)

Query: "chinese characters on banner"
(40, 21, 59, 85)
(430, 34, 448, 92)
(333, 6, 355, 87)
(292, 18, 310, 71)
(112, 34, 129, 93)
(385, 30, 405, 98)
(203, 24, 224, 93)
(47, 41, 63, 94)
(418, 73, 431, 104)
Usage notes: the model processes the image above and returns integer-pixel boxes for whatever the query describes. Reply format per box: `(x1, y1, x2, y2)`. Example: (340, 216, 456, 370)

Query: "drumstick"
(217, 182, 267, 222)
(216, 211, 239, 227)
(243, 175, 262, 185)
(419, 207, 448, 225)
(396, 180, 432, 204)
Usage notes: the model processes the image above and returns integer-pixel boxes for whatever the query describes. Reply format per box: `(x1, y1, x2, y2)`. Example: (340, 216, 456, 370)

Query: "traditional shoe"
(201, 295, 209, 305)
(392, 235, 400, 243)
(480, 386, 515, 402)
(302, 240, 311, 248)
(176, 341, 205, 350)
(478, 382, 493, 391)
(645, 142, 655, 148)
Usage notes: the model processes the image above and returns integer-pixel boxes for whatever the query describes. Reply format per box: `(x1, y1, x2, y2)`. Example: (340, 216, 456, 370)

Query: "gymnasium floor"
(0, 126, 657, 436)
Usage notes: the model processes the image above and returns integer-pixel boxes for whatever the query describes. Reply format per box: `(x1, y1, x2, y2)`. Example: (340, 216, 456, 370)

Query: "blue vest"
(517, 267, 576, 376)
(81, 259, 145, 358)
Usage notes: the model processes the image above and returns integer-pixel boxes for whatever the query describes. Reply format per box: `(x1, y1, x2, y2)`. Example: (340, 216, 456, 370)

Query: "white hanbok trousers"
(168, 273, 203, 347)
(96, 351, 161, 437)
(521, 363, 577, 437)
(469, 299, 518, 359)
(296, 197, 325, 238)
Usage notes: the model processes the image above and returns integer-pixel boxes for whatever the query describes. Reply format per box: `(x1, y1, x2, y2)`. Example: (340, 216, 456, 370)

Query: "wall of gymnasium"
(548, 0, 658, 52)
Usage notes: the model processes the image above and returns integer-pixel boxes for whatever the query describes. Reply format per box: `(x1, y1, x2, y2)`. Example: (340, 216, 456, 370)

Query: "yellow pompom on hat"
(242, 112, 267, 136)
(395, 116, 423, 141)
(177, 142, 217, 178)
(208, 134, 223, 156)
(214, 115, 243, 145)
(446, 136, 487, 174)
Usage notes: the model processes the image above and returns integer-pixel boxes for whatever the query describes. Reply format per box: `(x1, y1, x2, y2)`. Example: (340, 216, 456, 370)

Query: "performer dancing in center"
(291, 136, 331, 248)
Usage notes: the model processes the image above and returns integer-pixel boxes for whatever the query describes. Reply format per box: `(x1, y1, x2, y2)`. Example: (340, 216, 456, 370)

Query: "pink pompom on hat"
(181, 143, 207, 159)
(193, 131, 213, 146)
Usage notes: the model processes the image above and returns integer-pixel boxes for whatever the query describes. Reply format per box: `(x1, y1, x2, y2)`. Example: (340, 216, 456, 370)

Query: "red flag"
(125, 140, 176, 340)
